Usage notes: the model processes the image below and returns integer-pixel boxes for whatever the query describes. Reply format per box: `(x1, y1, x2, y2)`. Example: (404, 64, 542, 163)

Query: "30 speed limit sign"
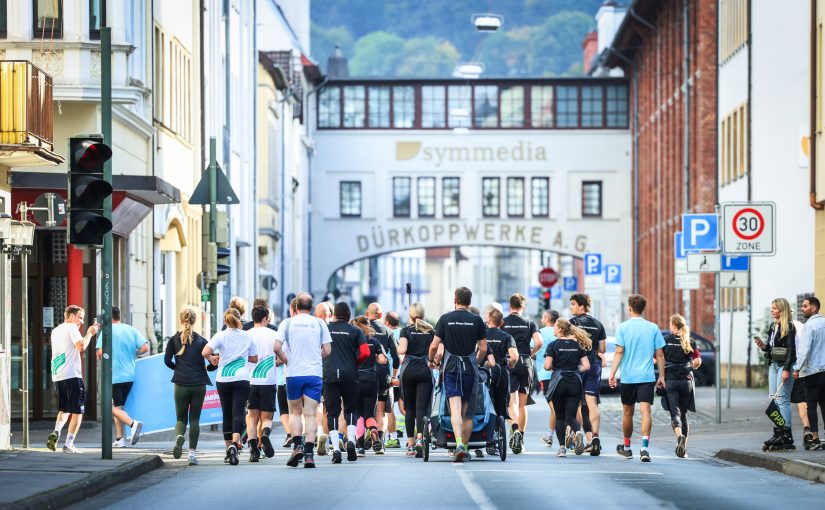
(722, 202, 775, 256)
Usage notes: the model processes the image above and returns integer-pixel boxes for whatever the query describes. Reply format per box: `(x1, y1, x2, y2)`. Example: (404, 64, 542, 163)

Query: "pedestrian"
(313, 300, 333, 455)
(246, 306, 287, 462)
(275, 293, 332, 468)
(278, 297, 298, 448)
(94, 306, 148, 447)
(202, 308, 258, 466)
(661, 314, 701, 458)
(46, 305, 99, 453)
(502, 293, 543, 454)
(754, 297, 798, 451)
(352, 315, 389, 456)
(429, 286, 487, 463)
(482, 307, 518, 454)
(243, 298, 278, 332)
(164, 308, 216, 465)
(222, 296, 248, 331)
(543, 318, 591, 457)
(367, 302, 400, 452)
(324, 302, 369, 463)
(795, 296, 825, 450)
(608, 294, 666, 462)
(569, 293, 607, 456)
(384, 310, 406, 440)
(398, 302, 436, 458)
(537, 309, 559, 447)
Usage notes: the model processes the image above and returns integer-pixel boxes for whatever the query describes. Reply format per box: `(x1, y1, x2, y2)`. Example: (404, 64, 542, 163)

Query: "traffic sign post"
(675, 260, 700, 289)
(721, 271, 749, 288)
(687, 253, 721, 273)
(722, 202, 775, 256)
(722, 255, 749, 272)
(563, 277, 578, 292)
(682, 214, 720, 251)
(674, 232, 687, 259)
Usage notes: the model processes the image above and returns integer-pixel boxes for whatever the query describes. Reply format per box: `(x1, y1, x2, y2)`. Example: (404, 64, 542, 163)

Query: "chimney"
(595, 1, 628, 55)
(582, 31, 598, 74)
(327, 44, 349, 79)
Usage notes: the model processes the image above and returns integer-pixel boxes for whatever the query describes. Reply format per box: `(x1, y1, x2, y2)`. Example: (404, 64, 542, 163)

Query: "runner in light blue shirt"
(536, 310, 559, 447)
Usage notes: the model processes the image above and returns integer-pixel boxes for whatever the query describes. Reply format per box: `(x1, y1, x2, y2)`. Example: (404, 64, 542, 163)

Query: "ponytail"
(177, 308, 197, 356)
(224, 308, 243, 330)
(556, 318, 592, 351)
(409, 302, 433, 333)
(671, 314, 691, 353)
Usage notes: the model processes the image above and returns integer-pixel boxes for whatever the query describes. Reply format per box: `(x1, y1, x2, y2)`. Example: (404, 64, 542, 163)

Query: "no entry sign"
(538, 267, 559, 288)
(722, 202, 775, 256)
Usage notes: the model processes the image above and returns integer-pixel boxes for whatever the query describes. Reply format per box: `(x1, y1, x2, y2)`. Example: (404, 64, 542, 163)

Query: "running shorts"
(582, 362, 602, 399)
(286, 376, 323, 402)
(620, 382, 655, 406)
(790, 377, 807, 404)
(444, 372, 475, 399)
(508, 363, 532, 395)
(248, 384, 277, 412)
(392, 385, 402, 403)
(56, 377, 86, 414)
(277, 385, 288, 415)
(112, 381, 133, 407)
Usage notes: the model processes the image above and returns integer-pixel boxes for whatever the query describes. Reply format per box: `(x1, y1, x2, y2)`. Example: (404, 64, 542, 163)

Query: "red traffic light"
(73, 141, 112, 171)
(543, 291, 551, 300)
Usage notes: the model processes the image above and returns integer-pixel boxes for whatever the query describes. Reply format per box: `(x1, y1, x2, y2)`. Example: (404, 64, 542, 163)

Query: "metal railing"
(0, 60, 54, 148)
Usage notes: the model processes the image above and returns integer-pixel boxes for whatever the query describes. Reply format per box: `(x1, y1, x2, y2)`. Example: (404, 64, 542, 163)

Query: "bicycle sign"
(722, 202, 775, 256)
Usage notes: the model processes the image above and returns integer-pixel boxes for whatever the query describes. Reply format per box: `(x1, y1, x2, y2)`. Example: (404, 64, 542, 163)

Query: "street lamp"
(454, 62, 484, 79)
(472, 13, 503, 32)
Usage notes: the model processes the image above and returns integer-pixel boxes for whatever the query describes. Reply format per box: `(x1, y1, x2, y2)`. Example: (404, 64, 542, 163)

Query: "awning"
(10, 172, 180, 205)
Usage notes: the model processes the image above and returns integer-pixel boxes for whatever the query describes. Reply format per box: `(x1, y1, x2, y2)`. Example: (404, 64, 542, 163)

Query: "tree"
(394, 37, 460, 77)
(350, 31, 405, 77)
(310, 23, 354, 71)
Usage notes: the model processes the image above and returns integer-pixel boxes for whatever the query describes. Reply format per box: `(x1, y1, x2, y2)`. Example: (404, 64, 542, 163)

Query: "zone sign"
(722, 202, 775, 256)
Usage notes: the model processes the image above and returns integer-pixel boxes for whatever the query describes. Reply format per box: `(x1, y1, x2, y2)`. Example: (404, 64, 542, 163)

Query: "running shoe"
(640, 449, 651, 462)
(130, 421, 143, 445)
(346, 441, 358, 461)
(339, 439, 345, 451)
(374, 440, 385, 454)
(590, 437, 602, 457)
(453, 444, 468, 463)
(557, 447, 567, 457)
(365, 435, 373, 450)
(540, 433, 554, 447)
(304, 452, 316, 468)
(415, 439, 424, 459)
(46, 432, 58, 451)
(227, 444, 239, 466)
(370, 429, 382, 453)
(112, 437, 127, 448)
(287, 445, 305, 467)
(564, 426, 574, 449)
(804, 431, 814, 450)
(317, 434, 328, 456)
(474, 449, 485, 458)
(249, 443, 260, 463)
(357, 447, 366, 457)
(675, 435, 686, 458)
(63, 444, 80, 453)
(511, 430, 523, 454)
(574, 432, 585, 455)
(810, 439, 824, 450)
(188, 453, 198, 466)
(406, 446, 416, 456)
(261, 435, 275, 458)
(617, 444, 632, 459)
(385, 438, 401, 448)
(332, 450, 342, 464)
(172, 435, 185, 459)
(282, 434, 293, 448)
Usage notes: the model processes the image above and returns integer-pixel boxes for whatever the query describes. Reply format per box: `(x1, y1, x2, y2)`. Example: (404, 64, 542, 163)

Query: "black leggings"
(552, 379, 582, 444)
(324, 380, 358, 431)
(358, 375, 379, 424)
(174, 384, 206, 449)
(804, 371, 825, 433)
(490, 365, 510, 420)
(217, 380, 250, 441)
(665, 379, 691, 434)
(401, 364, 433, 438)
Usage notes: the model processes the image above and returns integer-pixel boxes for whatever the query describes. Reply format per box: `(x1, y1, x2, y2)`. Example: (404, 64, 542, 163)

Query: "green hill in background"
(311, 0, 604, 78)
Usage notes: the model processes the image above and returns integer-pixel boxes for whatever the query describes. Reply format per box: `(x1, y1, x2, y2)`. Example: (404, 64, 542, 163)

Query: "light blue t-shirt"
(615, 317, 665, 384)
(96, 323, 147, 384)
(534, 326, 556, 381)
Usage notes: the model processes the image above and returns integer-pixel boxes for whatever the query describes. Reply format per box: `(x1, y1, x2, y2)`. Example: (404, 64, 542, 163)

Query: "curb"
(715, 449, 825, 484)
(5, 454, 164, 510)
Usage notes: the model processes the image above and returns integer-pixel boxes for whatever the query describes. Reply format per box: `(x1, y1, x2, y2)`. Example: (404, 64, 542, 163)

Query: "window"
(448, 85, 471, 128)
(153, 26, 164, 122)
(581, 181, 603, 217)
(421, 86, 445, 128)
(153, 27, 193, 142)
(343, 86, 365, 128)
(581, 86, 603, 127)
(606, 85, 628, 127)
(474, 85, 498, 127)
(720, 0, 748, 61)
(482, 177, 500, 217)
(507, 177, 525, 217)
(0, 0, 7, 38)
(556, 86, 579, 127)
(442, 177, 460, 217)
(417, 177, 436, 217)
(500, 85, 524, 128)
(319, 87, 341, 128)
(531, 177, 549, 217)
(34, 0, 63, 38)
(368, 86, 390, 128)
(720, 102, 748, 186)
(126, 0, 146, 83)
(531, 86, 554, 127)
(89, 0, 105, 39)
(393, 86, 414, 128)
(340, 181, 361, 217)
(393, 177, 411, 217)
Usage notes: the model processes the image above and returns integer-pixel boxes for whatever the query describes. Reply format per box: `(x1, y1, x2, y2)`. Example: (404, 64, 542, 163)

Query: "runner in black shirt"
(662, 314, 700, 458)
(502, 293, 543, 454)
(324, 303, 369, 463)
(569, 293, 607, 456)
(544, 319, 591, 457)
(367, 303, 399, 454)
(352, 316, 388, 457)
(398, 302, 435, 458)
(483, 308, 518, 423)
(430, 287, 487, 463)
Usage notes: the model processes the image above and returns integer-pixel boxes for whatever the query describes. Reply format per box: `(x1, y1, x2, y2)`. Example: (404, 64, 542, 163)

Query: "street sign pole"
(209, 138, 218, 334)
(101, 27, 113, 459)
(714, 209, 721, 425)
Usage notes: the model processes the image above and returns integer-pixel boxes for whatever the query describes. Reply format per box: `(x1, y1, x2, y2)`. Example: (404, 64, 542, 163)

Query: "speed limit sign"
(722, 202, 775, 256)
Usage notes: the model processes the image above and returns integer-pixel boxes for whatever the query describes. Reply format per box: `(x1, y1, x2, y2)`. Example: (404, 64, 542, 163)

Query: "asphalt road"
(71, 395, 825, 510)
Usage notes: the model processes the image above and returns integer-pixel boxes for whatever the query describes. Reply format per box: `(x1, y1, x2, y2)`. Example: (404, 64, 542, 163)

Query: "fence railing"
(0, 60, 54, 149)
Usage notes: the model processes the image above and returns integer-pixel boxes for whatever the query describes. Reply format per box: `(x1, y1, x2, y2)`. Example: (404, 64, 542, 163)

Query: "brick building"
(603, 0, 718, 338)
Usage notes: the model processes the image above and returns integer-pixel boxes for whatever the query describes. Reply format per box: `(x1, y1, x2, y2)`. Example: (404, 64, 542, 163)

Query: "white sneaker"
(63, 444, 80, 453)
(541, 433, 554, 447)
(188, 453, 199, 465)
(112, 438, 127, 448)
(130, 421, 143, 445)
(557, 446, 567, 457)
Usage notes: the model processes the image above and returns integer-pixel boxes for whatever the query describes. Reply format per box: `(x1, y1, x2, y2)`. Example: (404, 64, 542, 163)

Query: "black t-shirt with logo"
(570, 313, 606, 363)
(662, 333, 697, 380)
(434, 309, 486, 365)
(502, 313, 539, 358)
(323, 321, 366, 382)
(371, 319, 400, 379)
(399, 326, 433, 358)
(545, 338, 586, 383)
(358, 336, 386, 380)
(485, 327, 517, 366)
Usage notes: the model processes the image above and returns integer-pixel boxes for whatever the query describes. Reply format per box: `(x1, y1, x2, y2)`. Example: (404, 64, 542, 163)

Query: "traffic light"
(206, 243, 231, 282)
(216, 246, 230, 282)
(67, 136, 113, 246)
(542, 290, 551, 310)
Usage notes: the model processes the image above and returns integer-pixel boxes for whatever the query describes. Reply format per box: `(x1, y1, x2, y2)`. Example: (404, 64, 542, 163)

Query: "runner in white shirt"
(46, 305, 99, 453)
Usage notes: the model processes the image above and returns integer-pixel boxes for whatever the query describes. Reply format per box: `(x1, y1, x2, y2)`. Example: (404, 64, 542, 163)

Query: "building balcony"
(0, 60, 63, 167)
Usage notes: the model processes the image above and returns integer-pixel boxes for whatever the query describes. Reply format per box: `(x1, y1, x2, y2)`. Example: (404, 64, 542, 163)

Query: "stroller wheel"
(497, 416, 507, 462)
(423, 424, 430, 462)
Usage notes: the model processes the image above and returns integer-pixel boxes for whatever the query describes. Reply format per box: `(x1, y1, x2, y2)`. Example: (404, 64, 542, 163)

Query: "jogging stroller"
(423, 367, 507, 461)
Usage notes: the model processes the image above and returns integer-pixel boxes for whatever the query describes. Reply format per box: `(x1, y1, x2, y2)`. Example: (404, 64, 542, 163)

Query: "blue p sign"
(722, 255, 749, 271)
(674, 232, 686, 259)
(682, 214, 719, 251)
(605, 264, 621, 284)
(584, 253, 602, 276)
(563, 277, 578, 291)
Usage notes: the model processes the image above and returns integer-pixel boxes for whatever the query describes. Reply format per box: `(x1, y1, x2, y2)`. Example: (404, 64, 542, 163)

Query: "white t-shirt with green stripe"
(247, 326, 278, 386)
(51, 322, 83, 382)
(207, 328, 257, 383)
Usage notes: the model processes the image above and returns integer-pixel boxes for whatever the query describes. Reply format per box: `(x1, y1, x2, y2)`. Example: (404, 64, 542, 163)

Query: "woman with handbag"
(755, 297, 798, 451)
(660, 314, 701, 458)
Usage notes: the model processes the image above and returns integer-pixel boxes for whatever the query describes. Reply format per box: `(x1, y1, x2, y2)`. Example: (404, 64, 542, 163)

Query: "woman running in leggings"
(662, 314, 700, 458)
(352, 315, 388, 456)
(202, 308, 258, 465)
(398, 302, 435, 458)
(544, 319, 591, 457)
(164, 308, 217, 465)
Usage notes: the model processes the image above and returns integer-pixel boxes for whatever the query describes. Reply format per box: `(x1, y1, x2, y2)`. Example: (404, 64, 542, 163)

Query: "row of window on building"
(318, 81, 629, 130)
(0, 0, 105, 39)
(339, 177, 603, 219)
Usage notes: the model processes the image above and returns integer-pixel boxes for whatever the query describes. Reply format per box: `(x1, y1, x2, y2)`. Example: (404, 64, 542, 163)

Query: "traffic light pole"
(100, 27, 113, 460)
(209, 138, 218, 334)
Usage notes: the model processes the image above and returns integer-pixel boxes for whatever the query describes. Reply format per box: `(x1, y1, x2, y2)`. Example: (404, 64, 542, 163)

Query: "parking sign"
(682, 214, 719, 251)
(674, 232, 687, 259)
(584, 253, 602, 276)
(605, 264, 621, 284)
(563, 277, 578, 292)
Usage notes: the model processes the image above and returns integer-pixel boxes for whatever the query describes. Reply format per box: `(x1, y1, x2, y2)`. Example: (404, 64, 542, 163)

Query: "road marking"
(456, 469, 497, 510)
(467, 469, 663, 475)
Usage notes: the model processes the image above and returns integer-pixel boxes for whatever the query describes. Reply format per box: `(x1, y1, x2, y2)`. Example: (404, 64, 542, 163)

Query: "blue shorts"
(582, 361, 602, 398)
(444, 372, 475, 399)
(286, 376, 323, 403)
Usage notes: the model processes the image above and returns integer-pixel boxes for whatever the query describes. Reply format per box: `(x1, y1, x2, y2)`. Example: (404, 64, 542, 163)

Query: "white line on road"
(466, 469, 663, 475)
(456, 468, 497, 510)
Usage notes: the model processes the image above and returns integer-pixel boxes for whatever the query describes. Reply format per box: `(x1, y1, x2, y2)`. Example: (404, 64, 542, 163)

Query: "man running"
(502, 293, 543, 454)
(275, 293, 332, 468)
(430, 287, 487, 463)
(569, 294, 607, 456)
(383, 310, 404, 447)
(367, 302, 400, 453)
(537, 309, 558, 447)
(278, 298, 298, 448)
(608, 294, 666, 462)
(314, 301, 333, 454)
(47, 306, 99, 453)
